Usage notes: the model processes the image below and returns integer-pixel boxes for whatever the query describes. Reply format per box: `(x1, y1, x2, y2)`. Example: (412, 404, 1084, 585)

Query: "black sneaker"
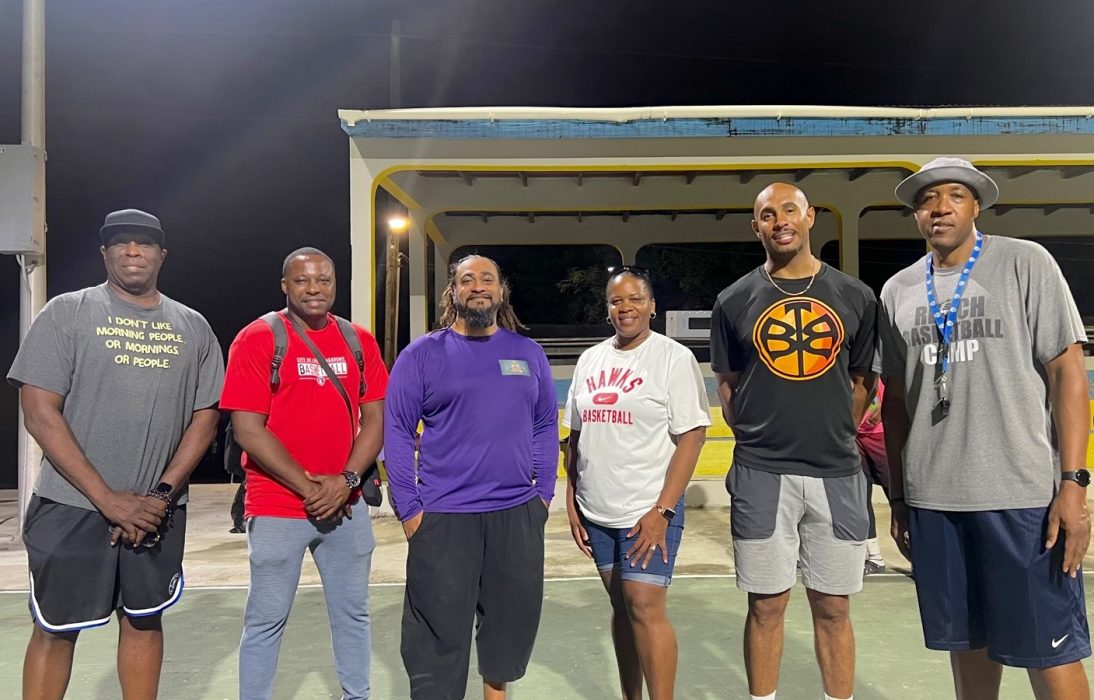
(863, 560, 886, 576)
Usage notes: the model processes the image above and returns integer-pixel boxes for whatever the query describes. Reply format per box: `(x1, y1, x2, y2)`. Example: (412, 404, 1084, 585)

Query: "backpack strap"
(333, 315, 366, 400)
(259, 310, 289, 392)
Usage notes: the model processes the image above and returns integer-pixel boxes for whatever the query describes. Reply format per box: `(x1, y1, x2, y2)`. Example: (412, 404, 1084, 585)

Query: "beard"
(456, 297, 501, 329)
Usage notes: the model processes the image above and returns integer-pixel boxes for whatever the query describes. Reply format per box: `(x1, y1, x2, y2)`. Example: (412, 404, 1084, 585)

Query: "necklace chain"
(764, 257, 819, 296)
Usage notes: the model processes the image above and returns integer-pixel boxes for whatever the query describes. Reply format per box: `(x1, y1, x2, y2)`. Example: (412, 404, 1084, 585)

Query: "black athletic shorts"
(23, 495, 187, 632)
(401, 497, 549, 699)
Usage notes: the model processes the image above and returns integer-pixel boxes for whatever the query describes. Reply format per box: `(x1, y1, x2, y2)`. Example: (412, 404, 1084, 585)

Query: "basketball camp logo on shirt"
(752, 297, 844, 381)
(902, 296, 1001, 367)
(295, 357, 348, 386)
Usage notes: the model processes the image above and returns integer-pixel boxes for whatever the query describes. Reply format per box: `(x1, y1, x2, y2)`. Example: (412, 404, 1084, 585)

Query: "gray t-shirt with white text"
(879, 235, 1087, 511)
(7, 283, 225, 510)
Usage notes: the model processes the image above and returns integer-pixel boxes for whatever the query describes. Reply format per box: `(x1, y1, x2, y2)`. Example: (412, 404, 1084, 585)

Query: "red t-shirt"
(220, 313, 388, 518)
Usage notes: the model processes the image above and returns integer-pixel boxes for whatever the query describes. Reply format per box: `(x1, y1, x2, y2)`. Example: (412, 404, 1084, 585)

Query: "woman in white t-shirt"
(563, 268, 711, 700)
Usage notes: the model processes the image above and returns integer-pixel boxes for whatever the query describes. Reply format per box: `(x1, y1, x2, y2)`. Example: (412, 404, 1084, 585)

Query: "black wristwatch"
(655, 505, 675, 522)
(1061, 469, 1091, 488)
(342, 470, 362, 489)
(148, 481, 174, 504)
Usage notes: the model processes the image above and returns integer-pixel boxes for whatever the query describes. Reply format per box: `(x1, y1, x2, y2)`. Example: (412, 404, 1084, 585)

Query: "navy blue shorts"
(582, 497, 685, 588)
(909, 505, 1090, 668)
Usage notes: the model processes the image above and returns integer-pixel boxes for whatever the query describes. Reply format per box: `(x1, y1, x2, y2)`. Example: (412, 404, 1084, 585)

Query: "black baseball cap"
(99, 209, 166, 246)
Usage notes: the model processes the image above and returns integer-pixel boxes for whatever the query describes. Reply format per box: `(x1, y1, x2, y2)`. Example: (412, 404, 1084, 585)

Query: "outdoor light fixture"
(384, 214, 410, 367)
(387, 216, 409, 234)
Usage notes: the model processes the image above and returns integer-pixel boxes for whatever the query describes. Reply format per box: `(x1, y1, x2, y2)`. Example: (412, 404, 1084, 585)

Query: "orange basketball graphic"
(753, 297, 845, 381)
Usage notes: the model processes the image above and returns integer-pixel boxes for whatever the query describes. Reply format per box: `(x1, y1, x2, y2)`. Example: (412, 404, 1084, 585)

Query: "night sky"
(2, 0, 1093, 486)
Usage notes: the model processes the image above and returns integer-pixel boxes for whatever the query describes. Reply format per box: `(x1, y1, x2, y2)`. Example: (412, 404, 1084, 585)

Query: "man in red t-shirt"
(220, 247, 388, 700)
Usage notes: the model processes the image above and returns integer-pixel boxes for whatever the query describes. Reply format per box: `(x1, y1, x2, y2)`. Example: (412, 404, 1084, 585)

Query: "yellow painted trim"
(377, 176, 425, 212)
(357, 156, 1094, 330)
(973, 158, 1094, 167)
(425, 216, 447, 246)
(371, 161, 925, 180)
(433, 203, 752, 214)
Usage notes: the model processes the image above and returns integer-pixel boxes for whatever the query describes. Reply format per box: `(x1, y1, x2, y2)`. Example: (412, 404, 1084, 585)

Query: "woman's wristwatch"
(655, 505, 675, 521)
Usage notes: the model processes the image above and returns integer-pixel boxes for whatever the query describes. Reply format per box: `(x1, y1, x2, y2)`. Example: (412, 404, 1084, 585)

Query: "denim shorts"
(581, 497, 685, 588)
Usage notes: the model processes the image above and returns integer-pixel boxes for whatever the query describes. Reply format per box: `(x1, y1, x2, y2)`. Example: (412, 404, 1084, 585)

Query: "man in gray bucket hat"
(880, 158, 1091, 698)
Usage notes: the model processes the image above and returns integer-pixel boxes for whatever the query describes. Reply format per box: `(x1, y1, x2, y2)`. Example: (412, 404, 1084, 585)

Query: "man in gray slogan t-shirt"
(7, 209, 224, 699)
(880, 159, 1090, 699)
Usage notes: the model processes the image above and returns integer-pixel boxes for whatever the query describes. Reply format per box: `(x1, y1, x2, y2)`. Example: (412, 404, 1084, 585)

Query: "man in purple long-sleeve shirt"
(385, 255, 558, 700)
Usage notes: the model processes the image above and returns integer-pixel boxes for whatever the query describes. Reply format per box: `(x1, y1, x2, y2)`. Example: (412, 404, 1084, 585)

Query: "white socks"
(865, 537, 882, 560)
(825, 694, 853, 700)
(750, 693, 776, 700)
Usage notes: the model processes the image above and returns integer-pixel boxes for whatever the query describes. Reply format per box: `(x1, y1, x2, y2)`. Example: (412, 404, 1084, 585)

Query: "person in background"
(857, 381, 889, 575)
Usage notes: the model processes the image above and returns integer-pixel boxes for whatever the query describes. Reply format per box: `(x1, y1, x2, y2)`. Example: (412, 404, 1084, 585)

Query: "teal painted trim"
(342, 116, 1094, 140)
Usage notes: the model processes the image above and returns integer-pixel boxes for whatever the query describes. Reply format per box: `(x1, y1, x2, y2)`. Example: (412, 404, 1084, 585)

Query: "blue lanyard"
(924, 231, 983, 377)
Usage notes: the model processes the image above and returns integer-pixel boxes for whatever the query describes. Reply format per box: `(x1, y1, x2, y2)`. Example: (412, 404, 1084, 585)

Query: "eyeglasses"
(607, 265, 650, 279)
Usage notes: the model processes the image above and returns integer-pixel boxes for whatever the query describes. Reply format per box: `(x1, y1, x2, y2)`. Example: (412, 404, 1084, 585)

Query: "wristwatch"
(148, 481, 174, 504)
(655, 505, 675, 522)
(1061, 469, 1091, 488)
(342, 470, 362, 489)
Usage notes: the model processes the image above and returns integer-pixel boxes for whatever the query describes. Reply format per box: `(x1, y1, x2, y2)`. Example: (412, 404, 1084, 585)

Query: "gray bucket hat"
(99, 208, 165, 245)
(895, 157, 999, 209)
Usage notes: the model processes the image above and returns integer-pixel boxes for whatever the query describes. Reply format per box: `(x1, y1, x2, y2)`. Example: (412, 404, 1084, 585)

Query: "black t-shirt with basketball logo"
(710, 264, 878, 477)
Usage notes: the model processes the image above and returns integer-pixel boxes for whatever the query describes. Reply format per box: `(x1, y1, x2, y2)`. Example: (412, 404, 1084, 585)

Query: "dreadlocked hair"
(437, 254, 528, 332)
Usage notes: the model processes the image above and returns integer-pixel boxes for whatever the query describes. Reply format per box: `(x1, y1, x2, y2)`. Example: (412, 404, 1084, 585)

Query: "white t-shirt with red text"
(564, 332, 711, 528)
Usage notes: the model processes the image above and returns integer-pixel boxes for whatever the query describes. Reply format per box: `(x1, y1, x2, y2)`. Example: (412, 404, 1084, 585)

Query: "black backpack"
(260, 311, 365, 400)
(226, 311, 383, 506)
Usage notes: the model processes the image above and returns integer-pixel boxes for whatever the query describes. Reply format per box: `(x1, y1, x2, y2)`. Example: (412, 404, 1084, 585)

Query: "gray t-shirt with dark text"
(7, 283, 224, 510)
(879, 235, 1087, 511)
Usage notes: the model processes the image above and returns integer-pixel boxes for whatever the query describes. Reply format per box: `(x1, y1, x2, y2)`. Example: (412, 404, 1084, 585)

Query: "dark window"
(822, 239, 927, 296)
(634, 242, 762, 311)
(449, 244, 621, 337)
(1027, 236, 1094, 323)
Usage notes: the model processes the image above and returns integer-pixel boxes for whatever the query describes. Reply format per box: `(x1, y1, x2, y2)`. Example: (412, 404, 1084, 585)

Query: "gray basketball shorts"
(727, 463, 868, 595)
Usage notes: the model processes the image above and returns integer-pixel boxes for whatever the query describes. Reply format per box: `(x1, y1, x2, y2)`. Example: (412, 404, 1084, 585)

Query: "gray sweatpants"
(239, 512, 375, 700)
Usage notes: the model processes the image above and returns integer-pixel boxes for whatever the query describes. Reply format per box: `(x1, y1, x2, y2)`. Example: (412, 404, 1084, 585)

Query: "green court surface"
(1, 575, 1088, 699)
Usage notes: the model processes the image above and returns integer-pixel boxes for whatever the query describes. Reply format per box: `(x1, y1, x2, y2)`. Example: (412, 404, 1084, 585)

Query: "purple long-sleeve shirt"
(384, 328, 559, 522)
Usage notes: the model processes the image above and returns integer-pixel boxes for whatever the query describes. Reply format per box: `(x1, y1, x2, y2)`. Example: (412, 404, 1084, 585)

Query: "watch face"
(1077, 469, 1091, 488)
(154, 482, 172, 494)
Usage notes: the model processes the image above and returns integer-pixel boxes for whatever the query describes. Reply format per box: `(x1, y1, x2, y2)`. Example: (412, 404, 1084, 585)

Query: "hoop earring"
(605, 317, 613, 325)
(650, 312, 657, 320)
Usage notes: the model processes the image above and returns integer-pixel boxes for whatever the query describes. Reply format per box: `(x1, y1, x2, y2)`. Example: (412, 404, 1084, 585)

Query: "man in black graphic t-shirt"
(711, 183, 878, 700)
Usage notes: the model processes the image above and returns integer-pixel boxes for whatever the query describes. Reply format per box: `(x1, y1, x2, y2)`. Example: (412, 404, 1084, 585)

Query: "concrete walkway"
(0, 485, 1090, 699)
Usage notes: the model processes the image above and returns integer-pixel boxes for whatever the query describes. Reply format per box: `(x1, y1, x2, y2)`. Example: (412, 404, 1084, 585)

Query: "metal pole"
(18, 0, 47, 526)
(389, 19, 401, 109)
(383, 227, 399, 367)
